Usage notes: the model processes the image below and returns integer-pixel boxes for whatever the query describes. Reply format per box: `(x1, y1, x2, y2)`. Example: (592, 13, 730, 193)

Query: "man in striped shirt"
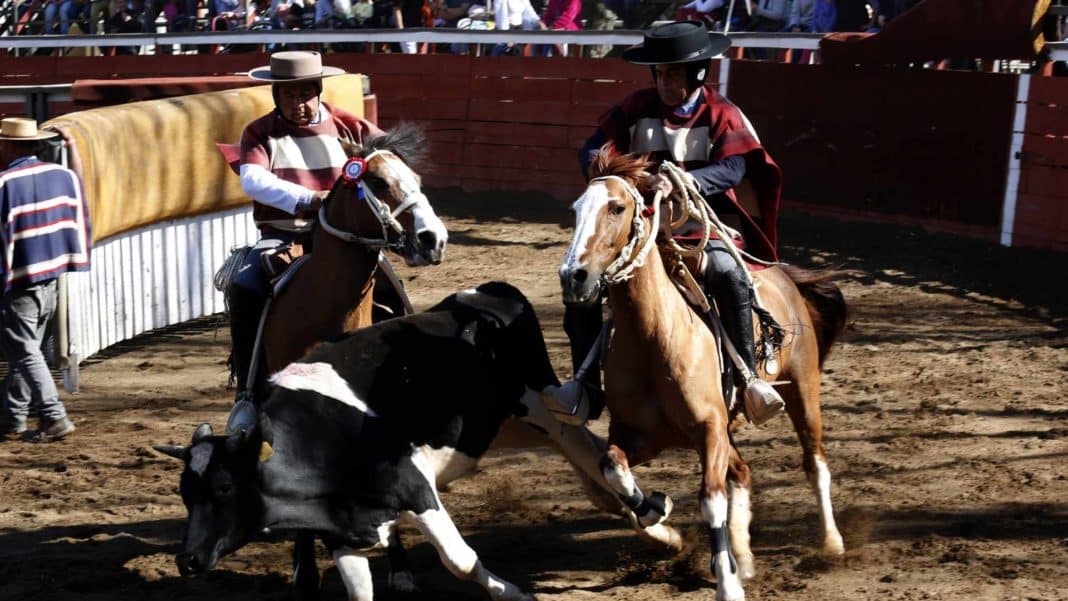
(0, 118, 91, 442)
(228, 51, 382, 407)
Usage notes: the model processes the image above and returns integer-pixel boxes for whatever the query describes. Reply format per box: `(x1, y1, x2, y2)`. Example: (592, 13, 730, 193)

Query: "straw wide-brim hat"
(248, 51, 345, 83)
(0, 117, 59, 141)
(622, 21, 731, 65)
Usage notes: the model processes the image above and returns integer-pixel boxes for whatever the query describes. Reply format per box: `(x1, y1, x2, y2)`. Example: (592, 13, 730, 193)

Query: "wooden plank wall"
(727, 60, 1018, 240)
(1017, 76, 1068, 252)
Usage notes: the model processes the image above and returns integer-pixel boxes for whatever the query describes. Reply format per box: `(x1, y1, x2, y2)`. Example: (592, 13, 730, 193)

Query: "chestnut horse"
(244, 123, 448, 598)
(559, 153, 847, 601)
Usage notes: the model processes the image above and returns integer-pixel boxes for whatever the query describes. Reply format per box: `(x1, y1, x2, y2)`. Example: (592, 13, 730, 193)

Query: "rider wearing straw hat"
(228, 51, 383, 407)
(549, 21, 786, 427)
(0, 118, 91, 442)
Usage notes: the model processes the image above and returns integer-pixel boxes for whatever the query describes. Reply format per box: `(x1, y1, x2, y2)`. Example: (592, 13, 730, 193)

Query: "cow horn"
(153, 444, 186, 460)
(192, 423, 213, 444)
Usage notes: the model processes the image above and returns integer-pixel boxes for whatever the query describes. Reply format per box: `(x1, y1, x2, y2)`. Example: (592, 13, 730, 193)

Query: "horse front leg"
(727, 444, 755, 580)
(598, 429, 683, 552)
(699, 422, 745, 601)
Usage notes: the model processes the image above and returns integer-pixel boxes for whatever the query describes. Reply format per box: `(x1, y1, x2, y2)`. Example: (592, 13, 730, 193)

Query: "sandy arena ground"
(0, 193, 1065, 601)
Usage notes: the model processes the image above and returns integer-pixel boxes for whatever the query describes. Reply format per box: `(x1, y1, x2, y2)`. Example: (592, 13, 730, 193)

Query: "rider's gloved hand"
(294, 192, 327, 218)
(648, 173, 674, 198)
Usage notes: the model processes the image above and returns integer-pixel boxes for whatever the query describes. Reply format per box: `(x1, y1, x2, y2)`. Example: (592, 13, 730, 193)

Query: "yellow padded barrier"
(43, 74, 366, 243)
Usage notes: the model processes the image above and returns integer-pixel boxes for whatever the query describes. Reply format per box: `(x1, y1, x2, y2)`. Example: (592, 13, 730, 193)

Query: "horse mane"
(360, 121, 427, 169)
(589, 145, 655, 198)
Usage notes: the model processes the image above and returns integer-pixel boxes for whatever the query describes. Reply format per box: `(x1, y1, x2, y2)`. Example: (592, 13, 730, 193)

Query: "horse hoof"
(736, 552, 756, 581)
(823, 533, 845, 556)
(387, 570, 420, 595)
(637, 491, 673, 527)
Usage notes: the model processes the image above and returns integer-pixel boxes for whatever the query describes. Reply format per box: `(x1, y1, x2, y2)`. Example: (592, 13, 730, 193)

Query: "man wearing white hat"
(0, 118, 91, 442)
(228, 51, 383, 406)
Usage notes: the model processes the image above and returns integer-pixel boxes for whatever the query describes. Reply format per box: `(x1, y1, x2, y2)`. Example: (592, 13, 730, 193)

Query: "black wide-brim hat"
(622, 21, 731, 65)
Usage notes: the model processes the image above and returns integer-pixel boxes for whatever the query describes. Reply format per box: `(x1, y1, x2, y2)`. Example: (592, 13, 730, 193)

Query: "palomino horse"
(248, 123, 448, 597)
(559, 153, 847, 601)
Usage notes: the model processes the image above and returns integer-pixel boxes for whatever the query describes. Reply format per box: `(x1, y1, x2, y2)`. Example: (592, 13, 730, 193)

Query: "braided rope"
(593, 175, 663, 285)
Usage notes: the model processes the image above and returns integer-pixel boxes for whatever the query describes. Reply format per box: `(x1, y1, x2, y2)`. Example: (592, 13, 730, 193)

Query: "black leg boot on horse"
(704, 240, 785, 426)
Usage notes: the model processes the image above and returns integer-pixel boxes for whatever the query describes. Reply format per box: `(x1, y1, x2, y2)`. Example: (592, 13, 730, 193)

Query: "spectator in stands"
(874, 0, 919, 29)
(550, 21, 786, 426)
(0, 118, 91, 443)
(834, 0, 874, 31)
(43, 0, 64, 33)
(432, 0, 469, 27)
(539, 0, 580, 56)
(89, 0, 110, 33)
(788, 0, 836, 33)
(228, 52, 382, 411)
(107, 0, 142, 46)
(269, 0, 304, 29)
(675, 0, 724, 31)
(373, 0, 424, 53)
(748, 0, 788, 32)
(59, 0, 91, 33)
(604, 0, 638, 28)
(492, 0, 542, 56)
(314, 0, 351, 27)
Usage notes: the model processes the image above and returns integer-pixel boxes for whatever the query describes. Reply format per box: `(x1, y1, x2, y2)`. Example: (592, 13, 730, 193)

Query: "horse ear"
(152, 444, 186, 460)
(340, 140, 363, 158)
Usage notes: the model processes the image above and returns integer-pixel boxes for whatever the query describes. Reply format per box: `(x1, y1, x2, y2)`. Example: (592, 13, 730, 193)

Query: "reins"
(316, 149, 429, 251)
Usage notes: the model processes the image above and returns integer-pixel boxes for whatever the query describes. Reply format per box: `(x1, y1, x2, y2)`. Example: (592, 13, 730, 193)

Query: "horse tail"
(780, 265, 852, 368)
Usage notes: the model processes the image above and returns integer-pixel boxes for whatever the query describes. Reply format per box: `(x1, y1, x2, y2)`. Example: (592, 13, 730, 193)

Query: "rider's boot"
(543, 302, 606, 425)
(718, 291, 785, 426)
(226, 284, 266, 434)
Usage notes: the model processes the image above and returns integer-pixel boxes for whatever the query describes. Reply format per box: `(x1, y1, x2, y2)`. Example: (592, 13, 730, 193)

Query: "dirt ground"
(0, 192, 1065, 601)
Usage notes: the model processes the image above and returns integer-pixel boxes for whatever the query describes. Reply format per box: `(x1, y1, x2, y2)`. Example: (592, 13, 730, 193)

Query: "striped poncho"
(0, 156, 92, 294)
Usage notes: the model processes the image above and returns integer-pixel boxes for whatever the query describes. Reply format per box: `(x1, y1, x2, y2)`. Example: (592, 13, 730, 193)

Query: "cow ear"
(192, 423, 213, 444)
(152, 444, 186, 460)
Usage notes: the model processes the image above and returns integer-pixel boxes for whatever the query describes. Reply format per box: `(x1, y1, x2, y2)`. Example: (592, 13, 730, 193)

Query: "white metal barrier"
(60, 206, 257, 390)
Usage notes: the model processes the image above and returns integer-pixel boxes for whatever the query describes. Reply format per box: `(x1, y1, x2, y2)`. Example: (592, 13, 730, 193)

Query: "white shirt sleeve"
(239, 163, 316, 215)
(495, 0, 511, 30)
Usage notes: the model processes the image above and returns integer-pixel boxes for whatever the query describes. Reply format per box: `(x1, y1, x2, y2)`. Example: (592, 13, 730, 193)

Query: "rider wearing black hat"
(547, 21, 786, 427)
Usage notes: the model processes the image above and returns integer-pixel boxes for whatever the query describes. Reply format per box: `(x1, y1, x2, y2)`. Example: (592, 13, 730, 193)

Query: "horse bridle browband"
(317, 149, 430, 251)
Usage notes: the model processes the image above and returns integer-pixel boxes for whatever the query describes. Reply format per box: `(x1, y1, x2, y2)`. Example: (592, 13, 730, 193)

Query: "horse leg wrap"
(709, 525, 738, 575)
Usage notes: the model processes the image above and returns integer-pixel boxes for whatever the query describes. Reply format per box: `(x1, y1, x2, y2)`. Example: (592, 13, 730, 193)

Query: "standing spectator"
(539, 0, 579, 56)
(0, 118, 91, 442)
(59, 0, 91, 33)
(89, 0, 110, 33)
(492, 0, 541, 56)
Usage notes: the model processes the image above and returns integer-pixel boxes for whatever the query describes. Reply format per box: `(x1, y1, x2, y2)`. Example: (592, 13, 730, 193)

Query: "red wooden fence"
(1, 53, 1064, 250)
(1017, 76, 1068, 252)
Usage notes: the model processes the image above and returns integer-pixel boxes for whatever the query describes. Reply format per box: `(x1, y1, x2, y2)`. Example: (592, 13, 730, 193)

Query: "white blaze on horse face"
(561, 182, 611, 276)
(269, 362, 378, 417)
(382, 153, 448, 250)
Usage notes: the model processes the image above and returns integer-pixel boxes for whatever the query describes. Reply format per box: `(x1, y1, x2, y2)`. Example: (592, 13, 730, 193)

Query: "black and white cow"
(158, 282, 563, 601)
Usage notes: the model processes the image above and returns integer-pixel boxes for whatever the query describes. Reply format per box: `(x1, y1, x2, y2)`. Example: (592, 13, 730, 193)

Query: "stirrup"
(542, 380, 592, 426)
(743, 378, 785, 427)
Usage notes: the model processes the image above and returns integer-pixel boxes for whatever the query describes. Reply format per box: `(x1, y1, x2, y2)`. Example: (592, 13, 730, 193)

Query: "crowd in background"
(7, 0, 927, 56)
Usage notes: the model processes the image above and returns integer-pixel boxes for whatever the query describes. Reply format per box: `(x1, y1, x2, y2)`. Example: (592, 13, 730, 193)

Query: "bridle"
(588, 175, 662, 285)
(316, 149, 430, 252)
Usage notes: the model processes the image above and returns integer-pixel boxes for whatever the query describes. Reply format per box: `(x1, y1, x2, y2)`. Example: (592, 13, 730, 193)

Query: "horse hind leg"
(727, 444, 756, 580)
(781, 379, 845, 555)
(699, 423, 745, 601)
